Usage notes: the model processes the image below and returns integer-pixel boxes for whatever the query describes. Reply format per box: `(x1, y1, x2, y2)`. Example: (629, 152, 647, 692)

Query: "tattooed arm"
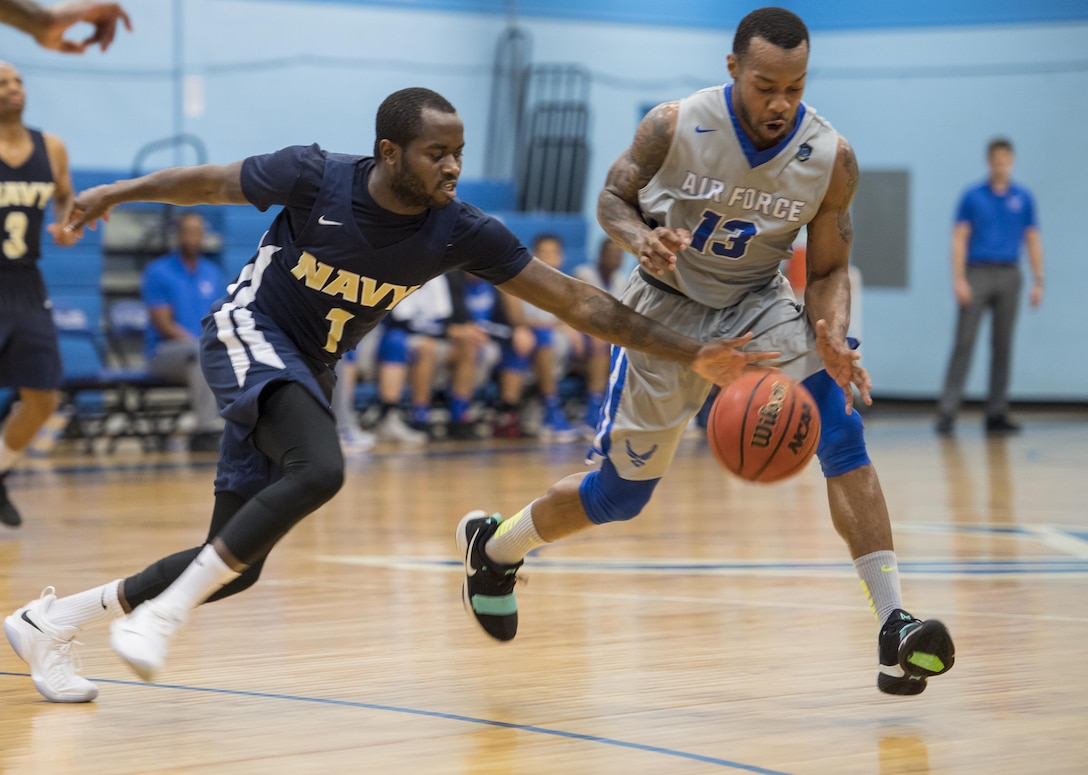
(597, 101, 687, 275)
(498, 258, 777, 385)
(805, 133, 871, 411)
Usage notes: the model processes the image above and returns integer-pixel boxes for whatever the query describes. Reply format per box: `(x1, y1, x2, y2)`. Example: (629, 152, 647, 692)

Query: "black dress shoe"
(985, 415, 1021, 434)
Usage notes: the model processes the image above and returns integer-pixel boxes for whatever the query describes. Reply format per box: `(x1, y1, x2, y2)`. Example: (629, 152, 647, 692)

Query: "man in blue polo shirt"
(142, 211, 225, 451)
(936, 138, 1045, 436)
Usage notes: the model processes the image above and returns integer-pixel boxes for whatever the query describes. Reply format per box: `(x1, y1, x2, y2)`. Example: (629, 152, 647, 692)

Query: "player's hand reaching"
(33, 1, 132, 54)
(46, 222, 79, 246)
(690, 332, 781, 388)
(636, 226, 690, 276)
(63, 183, 116, 237)
(814, 319, 872, 414)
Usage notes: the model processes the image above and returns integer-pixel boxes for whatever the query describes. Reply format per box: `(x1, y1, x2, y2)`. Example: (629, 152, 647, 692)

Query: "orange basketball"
(707, 369, 821, 483)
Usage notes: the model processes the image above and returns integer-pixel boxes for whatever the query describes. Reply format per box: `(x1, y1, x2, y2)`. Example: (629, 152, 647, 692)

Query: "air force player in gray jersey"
(457, 7, 955, 698)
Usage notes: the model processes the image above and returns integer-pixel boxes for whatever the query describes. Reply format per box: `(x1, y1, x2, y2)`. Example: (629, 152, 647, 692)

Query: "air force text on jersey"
(680, 172, 807, 223)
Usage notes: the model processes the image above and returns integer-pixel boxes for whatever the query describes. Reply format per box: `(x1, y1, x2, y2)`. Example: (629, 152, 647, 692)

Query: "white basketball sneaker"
(4, 587, 98, 703)
(110, 600, 187, 681)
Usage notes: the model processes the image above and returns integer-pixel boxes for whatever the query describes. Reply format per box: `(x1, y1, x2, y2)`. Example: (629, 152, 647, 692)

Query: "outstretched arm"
(597, 101, 690, 276)
(65, 162, 248, 235)
(42, 132, 77, 246)
(804, 134, 871, 412)
(498, 258, 778, 387)
(0, 0, 132, 53)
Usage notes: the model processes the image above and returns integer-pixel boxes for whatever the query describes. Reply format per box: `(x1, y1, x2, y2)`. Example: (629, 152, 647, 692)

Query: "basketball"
(707, 370, 821, 483)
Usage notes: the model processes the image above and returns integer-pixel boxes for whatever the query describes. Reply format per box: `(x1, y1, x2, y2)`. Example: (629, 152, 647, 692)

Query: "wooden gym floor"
(1, 405, 1086, 774)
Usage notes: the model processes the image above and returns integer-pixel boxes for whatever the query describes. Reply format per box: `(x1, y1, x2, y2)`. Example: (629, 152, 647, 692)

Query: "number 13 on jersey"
(689, 210, 757, 260)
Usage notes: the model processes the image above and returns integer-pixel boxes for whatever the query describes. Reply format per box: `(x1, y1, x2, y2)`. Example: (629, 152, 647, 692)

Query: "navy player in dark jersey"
(0, 61, 78, 528)
(3, 87, 776, 702)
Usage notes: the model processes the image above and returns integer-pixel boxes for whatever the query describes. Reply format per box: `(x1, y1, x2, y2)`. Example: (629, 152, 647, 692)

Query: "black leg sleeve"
(122, 490, 249, 608)
(120, 383, 343, 607)
(214, 382, 344, 566)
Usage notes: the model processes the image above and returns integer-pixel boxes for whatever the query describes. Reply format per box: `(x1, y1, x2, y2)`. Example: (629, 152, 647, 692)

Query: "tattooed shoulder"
(837, 134, 859, 199)
(629, 101, 678, 177)
(604, 101, 677, 202)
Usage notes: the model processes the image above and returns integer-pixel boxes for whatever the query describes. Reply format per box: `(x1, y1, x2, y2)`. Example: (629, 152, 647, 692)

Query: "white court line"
(316, 554, 1088, 580)
(1024, 525, 1088, 558)
(312, 555, 1088, 625)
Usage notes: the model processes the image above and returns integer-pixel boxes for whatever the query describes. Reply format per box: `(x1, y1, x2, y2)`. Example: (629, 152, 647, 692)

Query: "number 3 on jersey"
(689, 210, 757, 260)
(2, 211, 29, 259)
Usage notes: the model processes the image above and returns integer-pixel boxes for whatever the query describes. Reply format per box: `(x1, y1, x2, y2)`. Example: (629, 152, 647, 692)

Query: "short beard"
(390, 163, 442, 210)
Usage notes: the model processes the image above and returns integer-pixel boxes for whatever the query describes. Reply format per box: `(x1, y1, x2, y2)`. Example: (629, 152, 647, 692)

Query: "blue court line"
(0, 673, 793, 775)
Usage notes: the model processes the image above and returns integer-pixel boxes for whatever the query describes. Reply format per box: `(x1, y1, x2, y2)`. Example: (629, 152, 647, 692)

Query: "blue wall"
(4, 1, 1085, 400)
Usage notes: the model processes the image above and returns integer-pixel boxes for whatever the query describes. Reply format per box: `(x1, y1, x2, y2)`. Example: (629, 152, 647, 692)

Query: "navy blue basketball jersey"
(228, 144, 531, 373)
(0, 128, 54, 268)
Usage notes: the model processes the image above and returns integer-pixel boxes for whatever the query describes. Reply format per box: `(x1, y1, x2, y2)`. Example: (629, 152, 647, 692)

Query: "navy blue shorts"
(200, 304, 335, 499)
(0, 268, 62, 390)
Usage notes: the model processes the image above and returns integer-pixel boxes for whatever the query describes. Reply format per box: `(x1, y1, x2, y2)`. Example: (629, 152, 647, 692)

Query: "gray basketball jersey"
(638, 84, 839, 308)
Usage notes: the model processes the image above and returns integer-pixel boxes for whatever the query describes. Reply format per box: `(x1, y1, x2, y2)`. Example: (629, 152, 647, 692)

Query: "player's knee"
(802, 371, 871, 478)
(378, 328, 410, 364)
(20, 388, 60, 420)
(284, 447, 345, 505)
(579, 458, 659, 524)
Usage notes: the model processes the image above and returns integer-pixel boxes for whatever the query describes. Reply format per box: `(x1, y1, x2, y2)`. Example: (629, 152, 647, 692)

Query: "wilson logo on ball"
(750, 380, 788, 448)
(707, 369, 822, 483)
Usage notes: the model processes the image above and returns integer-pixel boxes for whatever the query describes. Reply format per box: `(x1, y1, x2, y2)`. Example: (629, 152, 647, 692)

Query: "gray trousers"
(147, 339, 224, 433)
(938, 264, 1022, 419)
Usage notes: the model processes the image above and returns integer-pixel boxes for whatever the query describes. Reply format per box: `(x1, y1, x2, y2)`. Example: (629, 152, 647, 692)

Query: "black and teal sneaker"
(878, 609, 955, 695)
(456, 510, 521, 642)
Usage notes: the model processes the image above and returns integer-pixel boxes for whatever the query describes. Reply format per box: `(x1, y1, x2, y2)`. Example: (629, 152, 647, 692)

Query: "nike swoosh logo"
(465, 530, 480, 577)
(694, 126, 717, 133)
(318, 215, 343, 226)
(21, 610, 43, 633)
(881, 565, 897, 572)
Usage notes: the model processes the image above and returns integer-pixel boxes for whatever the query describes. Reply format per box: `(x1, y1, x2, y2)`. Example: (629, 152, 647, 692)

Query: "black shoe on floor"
(455, 510, 521, 641)
(0, 473, 23, 527)
(877, 609, 955, 696)
(985, 415, 1021, 435)
(935, 416, 954, 437)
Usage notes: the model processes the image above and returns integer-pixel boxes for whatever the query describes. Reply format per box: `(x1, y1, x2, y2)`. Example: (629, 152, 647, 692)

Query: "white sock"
(854, 550, 904, 626)
(0, 441, 21, 473)
(49, 581, 126, 630)
(485, 502, 548, 565)
(150, 544, 241, 616)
